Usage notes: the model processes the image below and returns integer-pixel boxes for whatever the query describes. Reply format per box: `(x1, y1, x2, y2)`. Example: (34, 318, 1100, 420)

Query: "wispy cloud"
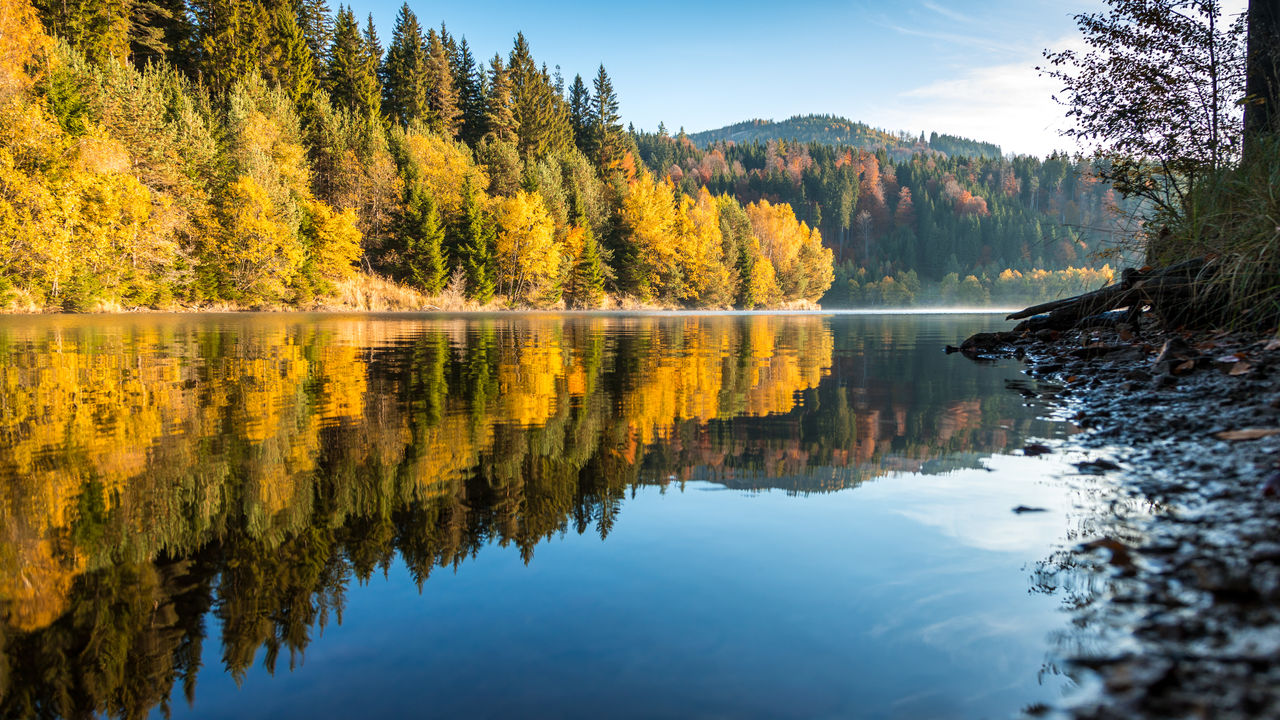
(921, 1, 973, 25)
(875, 35, 1087, 157)
(884, 23, 1031, 56)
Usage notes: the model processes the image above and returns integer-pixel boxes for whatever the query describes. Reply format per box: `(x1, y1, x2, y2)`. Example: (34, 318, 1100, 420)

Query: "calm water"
(0, 312, 1097, 719)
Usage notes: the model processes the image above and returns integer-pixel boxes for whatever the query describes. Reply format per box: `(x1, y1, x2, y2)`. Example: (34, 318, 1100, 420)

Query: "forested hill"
(687, 115, 1002, 160)
(635, 129, 1130, 306)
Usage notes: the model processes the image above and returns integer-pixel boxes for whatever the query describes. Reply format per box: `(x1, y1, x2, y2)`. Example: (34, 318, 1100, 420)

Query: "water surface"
(0, 312, 1090, 719)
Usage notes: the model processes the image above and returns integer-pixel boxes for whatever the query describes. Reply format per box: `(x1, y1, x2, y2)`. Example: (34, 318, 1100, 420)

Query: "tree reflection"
(0, 314, 1050, 718)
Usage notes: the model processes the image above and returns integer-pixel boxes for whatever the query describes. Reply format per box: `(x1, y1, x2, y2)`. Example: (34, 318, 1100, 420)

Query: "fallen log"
(1010, 258, 1213, 333)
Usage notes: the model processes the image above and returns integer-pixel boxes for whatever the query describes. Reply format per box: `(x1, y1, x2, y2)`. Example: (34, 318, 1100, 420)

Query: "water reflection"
(0, 313, 1066, 719)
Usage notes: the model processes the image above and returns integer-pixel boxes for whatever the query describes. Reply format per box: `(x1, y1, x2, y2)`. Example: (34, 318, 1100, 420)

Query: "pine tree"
(34, 0, 131, 63)
(568, 226, 606, 308)
(590, 64, 623, 171)
(324, 6, 378, 116)
(507, 33, 571, 158)
(401, 187, 447, 294)
(130, 0, 193, 68)
(424, 28, 459, 137)
(452, 37, 486, 146)
(380, 3, 427, 126)
(569, 73, 590, 153)
(484, 54, 516, 143)
(294, 0, 333, 63)
(455, 180, 495, 303)
(263, 6, 317, 106)
(191, 0, 268, 95)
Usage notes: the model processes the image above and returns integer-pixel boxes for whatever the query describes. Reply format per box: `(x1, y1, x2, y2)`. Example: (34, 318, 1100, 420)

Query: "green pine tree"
(507, 33, 571, 158)
(294, 0, 333, 63)
(568, 227, 606, 308)
(484, 54, 516, 143)
(380, 3, 427, 126)
(590, 64, 623, 171)
(263, 7, 317, 106)
(452, 37, 486, 146)
(401, 187, 447, 294)
(191, 0, 268, 96)
(569, 73, 591, 153)
(324, 6, 378, 116)
(455, 180, 495, 303)
(424, 28, 459, 137)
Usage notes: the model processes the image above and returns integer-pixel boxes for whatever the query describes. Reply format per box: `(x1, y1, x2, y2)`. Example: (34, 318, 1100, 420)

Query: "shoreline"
(960, 321, 1280, 718)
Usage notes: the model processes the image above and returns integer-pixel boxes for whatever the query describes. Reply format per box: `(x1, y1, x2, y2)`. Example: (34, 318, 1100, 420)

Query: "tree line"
(0, 0, 834, 311)
(636, 130, 1134, 306)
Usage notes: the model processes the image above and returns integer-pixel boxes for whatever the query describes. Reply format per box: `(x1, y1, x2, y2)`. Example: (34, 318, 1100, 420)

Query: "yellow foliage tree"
(620, 171, 679, 300)
(302, 199, 362, 286)
(216, 175, 305, 301)
(391, 127, 489, 220)
(494, 190, 560, 303)
(675, 187, 732, 305)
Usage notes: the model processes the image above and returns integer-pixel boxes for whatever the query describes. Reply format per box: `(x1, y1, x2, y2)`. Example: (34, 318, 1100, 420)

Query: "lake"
(0, 312, 1102, 719)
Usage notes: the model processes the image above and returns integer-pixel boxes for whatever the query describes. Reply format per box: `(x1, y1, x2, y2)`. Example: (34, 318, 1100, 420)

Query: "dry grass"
(1159, 136, 1280, 328)
(320, 273, 498, 312)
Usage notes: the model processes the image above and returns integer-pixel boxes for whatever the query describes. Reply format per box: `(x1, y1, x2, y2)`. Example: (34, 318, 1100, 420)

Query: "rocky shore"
(957, 319, 1280, 719)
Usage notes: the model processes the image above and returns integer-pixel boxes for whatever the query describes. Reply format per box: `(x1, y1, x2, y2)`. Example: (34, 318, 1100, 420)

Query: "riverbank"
(3, 273, 820, 314)
(958, 320, 1280, 718)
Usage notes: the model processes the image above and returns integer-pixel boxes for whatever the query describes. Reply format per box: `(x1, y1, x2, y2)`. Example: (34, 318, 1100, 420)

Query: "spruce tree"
(325, 7, 378, 117)
(590, 64, 623, 171)
(569, 73, 590, 153)
(191, 0, 268, 96)
(452, 37, 486, 146)
(294, 0, 333, 63)
(484, 54, 516, 143)
(507, 33, 571, 158)
(401, 187, 447, 294)
(263, 7, 317, 106)
(380, 3, 427, 126)
(424, 28, 460, 137)
(568, 227, 606, 308)
(455, 180, 495, 303)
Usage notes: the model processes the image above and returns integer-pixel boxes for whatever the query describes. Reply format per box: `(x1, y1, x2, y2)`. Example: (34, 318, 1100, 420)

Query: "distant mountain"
(686, 114, 1003, 160)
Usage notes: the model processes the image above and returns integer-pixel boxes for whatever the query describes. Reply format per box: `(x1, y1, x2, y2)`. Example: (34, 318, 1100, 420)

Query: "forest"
(636, 130, 1131, 306)
(0, 0, 834, 311)
(0, 0, 1126, 312)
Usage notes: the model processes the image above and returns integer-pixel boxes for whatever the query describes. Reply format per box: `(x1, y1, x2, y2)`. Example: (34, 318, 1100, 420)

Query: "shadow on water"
(0, 313, 1104, 719)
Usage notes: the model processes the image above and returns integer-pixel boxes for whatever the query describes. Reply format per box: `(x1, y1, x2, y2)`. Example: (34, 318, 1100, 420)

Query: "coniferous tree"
(452, 37, 486, 146)
(294, 0, 333, 63)
(401, 186, 447, 293)
(484, 54, 516, 143)
(324, 6, 377, 116)
(34, 0, 131, 63)
(263, 6, 317, 106)
(569, 73, 590, 153)
(380, 3, 427, 126)
(590, 64, 623, 171)
(130, 0, 193, 68)
(424, 28, 459, 137)
(455, 180, 495, 302)
(507, 33, 571, 158)
(191, 0, 268, 96)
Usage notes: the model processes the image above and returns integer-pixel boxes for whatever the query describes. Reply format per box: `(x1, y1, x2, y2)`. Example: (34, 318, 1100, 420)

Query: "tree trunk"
(1244, 0, 1280, 153)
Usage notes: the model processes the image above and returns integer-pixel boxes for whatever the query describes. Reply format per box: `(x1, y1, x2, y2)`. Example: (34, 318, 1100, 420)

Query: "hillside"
(687, 115, 1002, 159)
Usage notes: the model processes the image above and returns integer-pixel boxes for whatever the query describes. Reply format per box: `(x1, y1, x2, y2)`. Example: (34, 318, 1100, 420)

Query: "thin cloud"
(885, 23, 1030, 56)
(921, 1, 974, 25)
(876, 36, 1088, 157)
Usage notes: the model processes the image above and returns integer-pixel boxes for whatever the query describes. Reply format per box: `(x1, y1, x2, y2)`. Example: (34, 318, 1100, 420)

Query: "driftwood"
(952, 258, 1220, 357)
(1009, 258, 1213, 333)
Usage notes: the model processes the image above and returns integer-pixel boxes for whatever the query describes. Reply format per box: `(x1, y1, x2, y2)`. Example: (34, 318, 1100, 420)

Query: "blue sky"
(359, 0, 1243, 157)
